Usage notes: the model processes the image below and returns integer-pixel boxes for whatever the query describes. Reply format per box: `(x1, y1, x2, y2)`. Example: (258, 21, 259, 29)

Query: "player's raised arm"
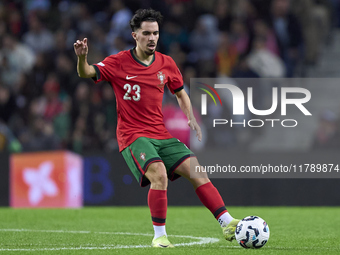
(73, 38, 96, 78)
(175, 89, 202, 141)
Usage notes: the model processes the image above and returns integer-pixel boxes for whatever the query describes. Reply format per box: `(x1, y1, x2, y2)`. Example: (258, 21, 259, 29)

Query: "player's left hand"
(188, 119, 202, 142)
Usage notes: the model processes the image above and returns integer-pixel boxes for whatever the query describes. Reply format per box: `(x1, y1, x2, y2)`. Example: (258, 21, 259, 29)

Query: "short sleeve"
(91, 55, 119, 84)
(167, 57, 184, 94)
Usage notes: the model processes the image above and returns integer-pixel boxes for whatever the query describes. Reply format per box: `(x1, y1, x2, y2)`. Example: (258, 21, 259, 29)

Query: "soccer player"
(74, 8, 239, 248)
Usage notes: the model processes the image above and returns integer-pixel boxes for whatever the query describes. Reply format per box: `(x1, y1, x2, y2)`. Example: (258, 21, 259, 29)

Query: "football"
(235, 216, 270, 249)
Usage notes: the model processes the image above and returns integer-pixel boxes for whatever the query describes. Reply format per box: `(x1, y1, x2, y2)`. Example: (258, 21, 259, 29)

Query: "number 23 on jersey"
(123, 83, 141, 101)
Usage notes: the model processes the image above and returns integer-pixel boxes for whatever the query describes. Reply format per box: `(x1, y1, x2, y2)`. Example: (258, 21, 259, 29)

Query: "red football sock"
(195, 182, 227, 219)
(148, 189, 167, 226)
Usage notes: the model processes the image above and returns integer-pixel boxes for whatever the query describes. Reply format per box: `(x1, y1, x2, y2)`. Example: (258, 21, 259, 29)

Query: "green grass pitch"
(0, 206, 339, 254)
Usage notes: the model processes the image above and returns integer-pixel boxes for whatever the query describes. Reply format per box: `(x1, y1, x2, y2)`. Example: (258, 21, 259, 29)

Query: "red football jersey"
(92, 49, 184, 151)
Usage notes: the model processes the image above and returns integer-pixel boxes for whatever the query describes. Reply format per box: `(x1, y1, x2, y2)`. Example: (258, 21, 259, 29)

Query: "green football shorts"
(121, 137, 195, 187)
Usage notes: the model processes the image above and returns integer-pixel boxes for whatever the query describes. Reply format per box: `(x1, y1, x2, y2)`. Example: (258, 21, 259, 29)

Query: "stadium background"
(0, 0, 340, 207)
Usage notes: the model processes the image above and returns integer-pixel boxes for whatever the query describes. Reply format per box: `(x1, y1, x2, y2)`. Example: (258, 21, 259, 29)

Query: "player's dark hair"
(130, 9, 163, 31)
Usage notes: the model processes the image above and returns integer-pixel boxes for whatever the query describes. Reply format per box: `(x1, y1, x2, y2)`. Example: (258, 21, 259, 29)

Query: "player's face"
(133, 21, 159, 56)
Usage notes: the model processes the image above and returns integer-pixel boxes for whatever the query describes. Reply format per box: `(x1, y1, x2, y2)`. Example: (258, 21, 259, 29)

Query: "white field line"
(0, 229, 220, 252)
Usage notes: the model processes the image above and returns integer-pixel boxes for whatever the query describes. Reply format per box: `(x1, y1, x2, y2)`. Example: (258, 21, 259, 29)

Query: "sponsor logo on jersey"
(97, 62, 105, 66)
(126, 75, 138, 80)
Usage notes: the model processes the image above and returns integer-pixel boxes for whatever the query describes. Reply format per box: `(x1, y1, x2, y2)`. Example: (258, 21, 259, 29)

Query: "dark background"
(3, 150, 339, 207)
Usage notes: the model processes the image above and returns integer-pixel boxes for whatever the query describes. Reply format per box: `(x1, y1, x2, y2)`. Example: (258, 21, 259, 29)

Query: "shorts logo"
(157, 71, 166, 88)
(140, 152, 146, 161)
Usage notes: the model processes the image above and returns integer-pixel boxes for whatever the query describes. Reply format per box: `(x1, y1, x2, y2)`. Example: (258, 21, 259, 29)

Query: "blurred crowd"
(0, 0, 338, 153)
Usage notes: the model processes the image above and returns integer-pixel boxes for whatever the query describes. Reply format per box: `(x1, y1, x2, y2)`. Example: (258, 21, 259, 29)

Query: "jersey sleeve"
(91, 55, 119, 84)
(167, 57, 184, 94)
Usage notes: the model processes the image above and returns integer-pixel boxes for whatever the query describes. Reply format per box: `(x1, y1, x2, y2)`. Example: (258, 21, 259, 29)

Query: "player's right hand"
(74, 38, 88, 57)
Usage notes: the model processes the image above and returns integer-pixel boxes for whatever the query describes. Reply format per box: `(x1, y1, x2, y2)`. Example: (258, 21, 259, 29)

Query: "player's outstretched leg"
(174, 157, 240, 241)
(195, 181, 240, 241)
(145, 162, 174, 248)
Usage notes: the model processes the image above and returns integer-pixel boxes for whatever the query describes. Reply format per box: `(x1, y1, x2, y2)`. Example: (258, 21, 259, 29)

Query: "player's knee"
(178, 162, 209, 180)
(187, 164, 210, 189)
(148, 173, 168, 189)
(153, 173, 168, 185)
(145, 162, 168, 187)
(195, 166, 209, 179)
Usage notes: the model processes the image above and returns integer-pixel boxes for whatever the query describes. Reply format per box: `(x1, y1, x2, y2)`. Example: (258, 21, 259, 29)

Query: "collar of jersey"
(130, 47, 155, 67)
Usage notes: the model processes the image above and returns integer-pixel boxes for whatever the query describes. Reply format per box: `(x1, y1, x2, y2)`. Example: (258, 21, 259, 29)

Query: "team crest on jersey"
(140, 152, 146, 161)
(157, 71, 166, 88)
